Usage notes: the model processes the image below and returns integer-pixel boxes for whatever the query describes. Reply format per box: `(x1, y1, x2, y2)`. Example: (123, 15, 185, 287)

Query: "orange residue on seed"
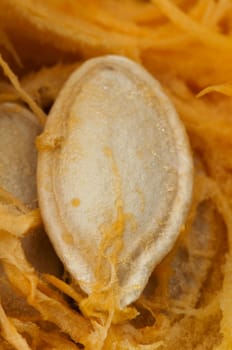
(62, 232, 74, 245)
(126, 213, 138, 232)
(136, 188, 145, 213)
(80, 147, 128, 318)
(36, 132, 64, 152)
(71, 198, 80, 207)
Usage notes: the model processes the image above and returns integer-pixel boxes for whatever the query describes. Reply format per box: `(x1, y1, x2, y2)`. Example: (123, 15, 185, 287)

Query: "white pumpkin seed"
(0, 102, 62, 276)
(0, 103, 40, 207)
(37, 55, 193, 308)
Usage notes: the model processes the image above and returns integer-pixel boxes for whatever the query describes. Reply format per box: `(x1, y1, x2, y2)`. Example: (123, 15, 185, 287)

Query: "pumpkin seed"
(0, 102, 62, 272)
(37, 56, 193, 308)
